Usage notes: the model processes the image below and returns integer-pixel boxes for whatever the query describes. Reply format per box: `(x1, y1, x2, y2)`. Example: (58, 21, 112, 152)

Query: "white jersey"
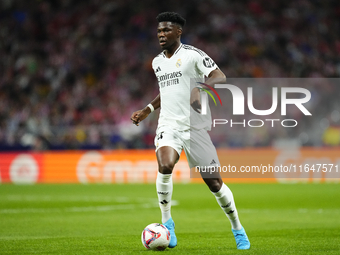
(152, 44, 218, 131)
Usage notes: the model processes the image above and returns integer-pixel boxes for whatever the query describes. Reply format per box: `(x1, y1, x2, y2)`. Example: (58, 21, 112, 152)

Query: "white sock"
(156, 172, 173, 223)
(212, 183, 242, 230)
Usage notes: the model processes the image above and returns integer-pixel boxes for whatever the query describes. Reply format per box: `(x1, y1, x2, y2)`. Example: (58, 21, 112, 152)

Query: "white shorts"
(154, 126, 220, 168)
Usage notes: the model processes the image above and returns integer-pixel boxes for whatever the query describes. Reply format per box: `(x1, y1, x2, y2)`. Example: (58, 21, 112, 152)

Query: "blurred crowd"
(0, 0, 339, 150)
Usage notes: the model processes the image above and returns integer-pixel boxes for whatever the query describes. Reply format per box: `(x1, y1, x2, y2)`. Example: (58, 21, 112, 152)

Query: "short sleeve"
(151, 58, 157, 73)
(194, 50, 219, 77)
(152, 53, 164, 74)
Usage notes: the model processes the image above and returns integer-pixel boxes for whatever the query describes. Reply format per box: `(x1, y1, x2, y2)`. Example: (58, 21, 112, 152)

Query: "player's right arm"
(130, 94, 160, 126)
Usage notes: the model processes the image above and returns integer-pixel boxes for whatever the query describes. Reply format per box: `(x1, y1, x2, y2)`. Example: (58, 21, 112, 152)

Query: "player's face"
(157, 22, 181, 50)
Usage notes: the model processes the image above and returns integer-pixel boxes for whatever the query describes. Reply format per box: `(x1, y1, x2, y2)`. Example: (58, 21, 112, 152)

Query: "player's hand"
(130, 108, 150, 126)
(191, 100, 201, 113)
(190, 87, 201, 113)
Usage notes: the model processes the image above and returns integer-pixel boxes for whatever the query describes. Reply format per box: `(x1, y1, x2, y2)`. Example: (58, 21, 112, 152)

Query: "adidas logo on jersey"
(210, 159, 216, 165)
(155, 66, 161, 73)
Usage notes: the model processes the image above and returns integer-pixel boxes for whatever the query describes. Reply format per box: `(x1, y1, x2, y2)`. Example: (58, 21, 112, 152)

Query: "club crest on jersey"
(176, 59, 182, 68)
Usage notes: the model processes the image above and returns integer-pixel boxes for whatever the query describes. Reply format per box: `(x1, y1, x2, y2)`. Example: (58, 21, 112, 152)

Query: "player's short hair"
(156, 12, 186, 28)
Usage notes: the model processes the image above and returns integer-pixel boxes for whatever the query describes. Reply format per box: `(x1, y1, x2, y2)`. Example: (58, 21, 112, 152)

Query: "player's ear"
(177, 27, 182, 38)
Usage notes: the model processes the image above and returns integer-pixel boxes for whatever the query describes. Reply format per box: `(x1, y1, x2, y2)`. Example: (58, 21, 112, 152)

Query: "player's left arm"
(206, 68, 226, 87)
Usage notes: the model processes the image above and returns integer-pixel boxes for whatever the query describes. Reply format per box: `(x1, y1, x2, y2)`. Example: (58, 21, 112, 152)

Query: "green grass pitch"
(1, 183, 340, 254)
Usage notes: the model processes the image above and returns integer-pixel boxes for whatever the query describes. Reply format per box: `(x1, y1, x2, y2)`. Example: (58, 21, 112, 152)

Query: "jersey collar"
(162, 43, 183, 58)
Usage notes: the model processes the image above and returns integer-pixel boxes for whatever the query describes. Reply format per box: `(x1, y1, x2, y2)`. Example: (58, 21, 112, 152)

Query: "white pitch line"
(0, 200, 179, 214)
(1, 195, 144, 203)
(239, 208, 340, 214)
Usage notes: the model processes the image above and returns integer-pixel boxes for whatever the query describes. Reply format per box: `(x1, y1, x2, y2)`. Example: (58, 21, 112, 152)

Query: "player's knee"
(206, 179, 222, 193)
(159, 163, 174, 174)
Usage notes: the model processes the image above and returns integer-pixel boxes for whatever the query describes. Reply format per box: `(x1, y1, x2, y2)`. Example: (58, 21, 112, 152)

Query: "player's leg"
(201, 168, 250, 250)
(156, 146, 178, 223)
(156, 146, 179, 248)
(154, 127, 183, 248)
(188, 129, 250, 249)
(201, 171, 242, 231)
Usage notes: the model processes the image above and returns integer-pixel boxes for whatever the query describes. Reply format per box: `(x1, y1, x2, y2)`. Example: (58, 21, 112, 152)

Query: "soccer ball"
(141, 223, 170, 250)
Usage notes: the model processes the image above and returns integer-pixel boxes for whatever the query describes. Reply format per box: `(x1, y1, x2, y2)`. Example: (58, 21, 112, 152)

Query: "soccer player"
(131, 12, 250, 250)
